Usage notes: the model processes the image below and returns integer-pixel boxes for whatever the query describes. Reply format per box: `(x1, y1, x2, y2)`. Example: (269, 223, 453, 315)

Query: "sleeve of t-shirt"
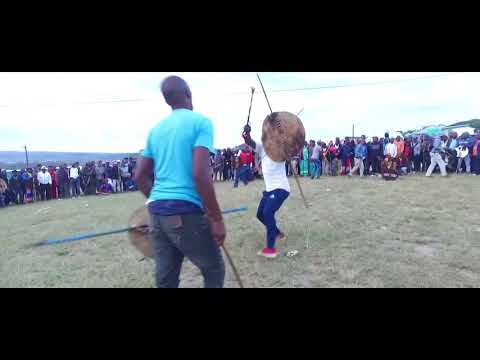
(142, 131, 154, 159)
(193, 117, 214, 153)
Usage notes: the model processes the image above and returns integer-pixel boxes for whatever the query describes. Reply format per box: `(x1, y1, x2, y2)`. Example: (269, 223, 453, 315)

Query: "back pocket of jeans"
(161, 215, 184, 245)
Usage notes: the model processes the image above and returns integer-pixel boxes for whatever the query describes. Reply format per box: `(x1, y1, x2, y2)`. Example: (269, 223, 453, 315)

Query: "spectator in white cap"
(37, 166, 52, 201)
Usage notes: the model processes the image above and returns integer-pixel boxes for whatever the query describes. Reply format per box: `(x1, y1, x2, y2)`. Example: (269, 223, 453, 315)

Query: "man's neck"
(171, 105, 192, 111)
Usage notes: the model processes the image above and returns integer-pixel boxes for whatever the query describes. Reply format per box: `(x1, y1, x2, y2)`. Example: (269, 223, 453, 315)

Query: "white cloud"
(0, 72, 479, 152)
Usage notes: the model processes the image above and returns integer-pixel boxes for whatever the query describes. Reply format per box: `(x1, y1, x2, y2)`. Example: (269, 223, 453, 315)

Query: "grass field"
(1, 175, 480, 288)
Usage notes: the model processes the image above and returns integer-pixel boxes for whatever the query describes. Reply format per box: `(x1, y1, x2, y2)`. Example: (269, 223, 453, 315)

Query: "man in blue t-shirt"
(134, 76, 226, 288)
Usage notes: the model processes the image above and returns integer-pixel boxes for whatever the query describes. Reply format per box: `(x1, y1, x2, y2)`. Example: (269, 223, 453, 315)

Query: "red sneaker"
(257, 247, 279, 258)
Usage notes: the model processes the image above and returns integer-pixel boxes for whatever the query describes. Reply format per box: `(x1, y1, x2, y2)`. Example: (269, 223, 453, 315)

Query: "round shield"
(128, 206, 153, 258)
(261, 112, 306, 162)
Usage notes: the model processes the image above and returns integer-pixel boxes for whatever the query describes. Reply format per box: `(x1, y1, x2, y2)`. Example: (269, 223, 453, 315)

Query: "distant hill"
(0, 151, 136, 169)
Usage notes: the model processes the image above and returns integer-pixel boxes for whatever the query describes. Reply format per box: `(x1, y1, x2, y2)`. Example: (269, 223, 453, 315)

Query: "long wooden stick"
(257, 73, 273, 114)
(33, 207, 248, 247)
(221, 245, 244, 288)
(257, 73, 309, 209)
(289, 160, 309, 209)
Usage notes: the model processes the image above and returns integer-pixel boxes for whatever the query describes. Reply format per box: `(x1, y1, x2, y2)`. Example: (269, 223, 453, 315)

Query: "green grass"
(1, 174, 480, 287)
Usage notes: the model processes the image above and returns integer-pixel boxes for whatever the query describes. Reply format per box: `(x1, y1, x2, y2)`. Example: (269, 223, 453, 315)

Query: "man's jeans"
(150, 213, 225, 288)
(413, 155, 422, 172)
(59, 182, 70, 198)
(330, 159, 339, 176)
(70, 178, 81, 197)
(256, 189, 290, 249)
(234, 165, 250, 188)
(456, 155, 471, 173)
(310, 159, 321, 179)
(13, 189, 24, 204)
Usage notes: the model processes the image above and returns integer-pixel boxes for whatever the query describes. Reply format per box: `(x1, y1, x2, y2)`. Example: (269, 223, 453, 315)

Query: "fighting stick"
(256, 73, 309, 209)
(221, 245, 244, 288)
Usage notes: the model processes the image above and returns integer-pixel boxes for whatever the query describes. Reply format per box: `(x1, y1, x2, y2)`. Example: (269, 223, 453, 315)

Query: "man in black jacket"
(83, 162, 97, 195)
(223, 149, 233, 181)
(9, 170, 24, 204)
(111, 162, 121, 193)
(367, 137, 383, 176)
(57, 164, 70, 199)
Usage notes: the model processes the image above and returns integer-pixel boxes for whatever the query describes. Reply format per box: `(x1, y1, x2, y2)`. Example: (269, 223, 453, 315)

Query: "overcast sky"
(0, 72, 478, 153)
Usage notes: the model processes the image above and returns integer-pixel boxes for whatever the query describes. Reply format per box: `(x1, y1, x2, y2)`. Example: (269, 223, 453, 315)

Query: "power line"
(229, 72, 462, 95)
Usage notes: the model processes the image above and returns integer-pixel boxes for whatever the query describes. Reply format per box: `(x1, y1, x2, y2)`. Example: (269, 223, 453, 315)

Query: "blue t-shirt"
(142, 109, 214, 208)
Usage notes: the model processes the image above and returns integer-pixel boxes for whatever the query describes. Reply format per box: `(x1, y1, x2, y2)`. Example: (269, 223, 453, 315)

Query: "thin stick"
(221, 245, 244, 288)
(256, 73, 309, 209)
(33, 207, 248, 248)
(247, 87, 255, 126)
(257, 73, 273, 114)
(32, 226, 148, 247)
(290, 160, 309, 209)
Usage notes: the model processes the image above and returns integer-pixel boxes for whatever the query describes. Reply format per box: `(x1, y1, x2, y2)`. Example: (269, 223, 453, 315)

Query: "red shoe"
(257, 247, 279, 258)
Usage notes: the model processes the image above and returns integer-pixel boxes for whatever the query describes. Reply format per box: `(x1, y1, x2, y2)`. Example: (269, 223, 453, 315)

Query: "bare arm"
(242, 131, 257, 150)
(134, 157, 154, 198)
(193, 147, 226, 246)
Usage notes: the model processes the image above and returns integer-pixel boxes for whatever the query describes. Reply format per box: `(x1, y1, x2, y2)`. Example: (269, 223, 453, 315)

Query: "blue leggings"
(256, 189, 290, 249)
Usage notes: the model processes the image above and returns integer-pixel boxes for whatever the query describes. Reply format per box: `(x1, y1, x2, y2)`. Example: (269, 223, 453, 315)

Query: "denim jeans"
(256, 189, 290, 249)
(322, 160, 329, 175)
(70, 178, 81, 197)
(39, 184, 50, 201)
(13, 189, 24, 204)
(456, 155, 471, 173)
(59, 182, 70, 198)
(150, 212, 225, 288)
(311, 159, 321, 178)
(234, 165, 250, 187)
(330, 159, 338, 176)
(413, 155, 422, 172)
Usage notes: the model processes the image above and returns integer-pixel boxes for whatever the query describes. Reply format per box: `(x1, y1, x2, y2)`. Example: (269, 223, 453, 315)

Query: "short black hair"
(161, 76, 191, 107)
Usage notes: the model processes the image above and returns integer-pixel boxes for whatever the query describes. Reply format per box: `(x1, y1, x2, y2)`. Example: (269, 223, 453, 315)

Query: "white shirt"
(37, 171, 52, 185)
(256, 143, 290, 193)
(70, 167, 79, 179)
(311, 145, 322, 160)
(385, 143, 397, 158)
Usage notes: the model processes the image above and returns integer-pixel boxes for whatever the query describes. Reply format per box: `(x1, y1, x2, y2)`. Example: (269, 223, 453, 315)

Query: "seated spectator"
(98, 179, 114, 195)
(126, 178, 136, 191)
(381, 154, 398, 181)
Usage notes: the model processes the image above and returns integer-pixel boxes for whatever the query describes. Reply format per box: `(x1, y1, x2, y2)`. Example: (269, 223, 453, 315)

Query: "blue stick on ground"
(34, 207, 248, 247)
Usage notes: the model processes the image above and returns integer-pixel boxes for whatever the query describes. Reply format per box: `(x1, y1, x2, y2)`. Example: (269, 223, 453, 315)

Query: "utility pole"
(24, 145, 29, 168)
(352, 123, 355, 139)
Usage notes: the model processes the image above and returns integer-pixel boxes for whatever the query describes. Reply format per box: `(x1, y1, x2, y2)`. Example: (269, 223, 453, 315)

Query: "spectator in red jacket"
(234, 149, 253, 188)
(49, 166, 58, 199)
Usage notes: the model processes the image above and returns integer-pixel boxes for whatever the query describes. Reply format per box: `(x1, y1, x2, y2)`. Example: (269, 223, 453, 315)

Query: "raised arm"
(242, 126, 257, 150)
